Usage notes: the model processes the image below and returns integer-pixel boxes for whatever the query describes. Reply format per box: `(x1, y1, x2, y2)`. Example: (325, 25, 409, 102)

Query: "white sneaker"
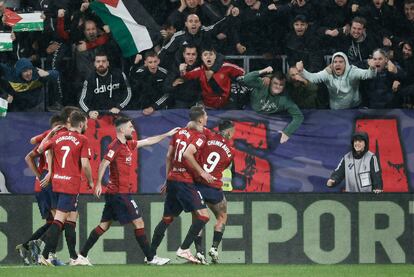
(146, 255, 170, 265)
(208, 247, 219, 264)
(196, 252, 209, 265)
(176, 247, 200, 264)
(72, 254, 92, 266)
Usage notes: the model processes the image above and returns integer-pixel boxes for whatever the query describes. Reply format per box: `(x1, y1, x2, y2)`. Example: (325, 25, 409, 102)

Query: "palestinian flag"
(90, 0, 161, 57)
(3, 9, 44, 32)
(0, 97, 8, 118)
(0, 33, 13, 52)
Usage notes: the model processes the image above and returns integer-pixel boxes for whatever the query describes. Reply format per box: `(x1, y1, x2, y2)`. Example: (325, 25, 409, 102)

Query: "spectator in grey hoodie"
(296, 52, 376, 109)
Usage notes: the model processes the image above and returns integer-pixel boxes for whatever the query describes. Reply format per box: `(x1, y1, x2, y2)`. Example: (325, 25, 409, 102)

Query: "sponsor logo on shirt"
(53, 174, 72, 180)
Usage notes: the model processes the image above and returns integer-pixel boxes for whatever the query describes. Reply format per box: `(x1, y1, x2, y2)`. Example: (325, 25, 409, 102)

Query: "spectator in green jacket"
(242, 66, 304, 144)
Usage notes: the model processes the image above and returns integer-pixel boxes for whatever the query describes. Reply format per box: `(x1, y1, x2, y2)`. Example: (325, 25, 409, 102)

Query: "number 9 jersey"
(195, 131, 234, 189)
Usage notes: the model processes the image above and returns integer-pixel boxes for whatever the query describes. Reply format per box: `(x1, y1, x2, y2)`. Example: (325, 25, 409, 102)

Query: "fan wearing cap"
(327, 132, 383, 193)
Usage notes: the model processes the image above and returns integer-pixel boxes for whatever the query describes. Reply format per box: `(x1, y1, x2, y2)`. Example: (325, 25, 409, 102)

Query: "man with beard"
(297, 52, 377, 109)
(79, 117, 178, 265)
(341, 17, 380, 68)
(327, 132, 383, 193)
(79, 52, 131, 119)
(35, 111, 94, 266)
(164, 44, 202, 108)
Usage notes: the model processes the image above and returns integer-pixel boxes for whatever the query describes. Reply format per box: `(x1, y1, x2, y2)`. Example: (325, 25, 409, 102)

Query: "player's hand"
(373, 189, 383, 194)
(201, 171, 215, 183)
(167, 127, 180, 136)
(179, 63, 187, 75)
(94, 183, 102, 198)
(296, 61, 304, 73)
(367, 58, 376, 69)
(40, 172, 51, 188)
(262, 76, 271, 86)
(7, 94, 13, 103)
(89, 110, 99, 119)
(327, 179, 336, 187)
(51, 124, 64, 135)
(279, 131, 290, 144)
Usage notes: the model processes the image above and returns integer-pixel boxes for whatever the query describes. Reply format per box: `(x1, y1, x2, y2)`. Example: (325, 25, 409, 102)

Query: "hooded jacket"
(302, 52, 376, 109)
(242, 70, 304, 137)
(79, 68, 131, 113)
(0, 58, 58, 111)
(330, 132, 383, 192)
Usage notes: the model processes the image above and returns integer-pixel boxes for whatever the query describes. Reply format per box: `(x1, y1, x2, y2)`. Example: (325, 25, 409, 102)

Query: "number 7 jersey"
(167, 127, 206, 183)
(42, 130, 91, 194)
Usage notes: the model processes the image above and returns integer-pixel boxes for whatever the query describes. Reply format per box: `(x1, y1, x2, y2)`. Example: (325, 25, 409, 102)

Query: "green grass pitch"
(0, 264, 413, 277)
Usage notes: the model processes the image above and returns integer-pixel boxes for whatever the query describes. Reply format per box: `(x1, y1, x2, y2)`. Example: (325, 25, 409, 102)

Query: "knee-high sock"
(23, 221, 52, 249)
(64, 221, 78, 259)
(42, 220, 64, 259)
(80, 226, 105, 257)
(181, 216, 209, 250)
(150, 218, 173, 255)
(212, 231, 224, 249)
(135, 228, 154, 261)
(194, 235, 203, 254)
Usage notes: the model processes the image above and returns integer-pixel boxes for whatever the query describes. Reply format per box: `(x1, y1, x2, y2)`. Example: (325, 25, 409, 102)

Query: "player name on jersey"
(55, 135, 81, 145)
(207, 140, 232, 158)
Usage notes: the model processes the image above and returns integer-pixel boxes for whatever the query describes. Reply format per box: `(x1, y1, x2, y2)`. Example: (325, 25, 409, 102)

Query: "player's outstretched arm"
(81, 158, 94, 190)
(183, 144, 214, 183)
(95, 159, 110, 198)
(137, 127, 180, 148)
(40, 149, 54, 188)
(25, 150, 41, 179)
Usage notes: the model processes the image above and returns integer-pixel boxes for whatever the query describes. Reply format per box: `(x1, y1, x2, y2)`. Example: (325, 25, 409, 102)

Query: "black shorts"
(35, 184, 56, 219)
(194, 183, 224, 205)
(163, 180, 206, 217)
(101, 194, 141, 225)
(55, 193, 78, 212)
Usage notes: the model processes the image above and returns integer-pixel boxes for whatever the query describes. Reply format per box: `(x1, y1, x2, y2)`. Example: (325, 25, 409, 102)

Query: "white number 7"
(61, 146, 71, 168)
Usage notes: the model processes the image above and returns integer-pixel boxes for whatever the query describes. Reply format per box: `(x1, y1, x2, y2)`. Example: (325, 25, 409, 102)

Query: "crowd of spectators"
(0, 0, 413, 129)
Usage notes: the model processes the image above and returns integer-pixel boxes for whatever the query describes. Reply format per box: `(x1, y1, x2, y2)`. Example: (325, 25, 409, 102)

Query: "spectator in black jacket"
(395, 40, 414, 106)
(341, 17, 380, 68)
(128, 51, 168, 115)
(284, 14, 324, 72)
(356, 0, 399, 48)
(317, 0, 352, 54)
(164, 44, 202, 108)
(166, 0, 222, 31)
(394, 0, 414, 45)
(158, 13, 237, 67)
(79, 52, 131, 119)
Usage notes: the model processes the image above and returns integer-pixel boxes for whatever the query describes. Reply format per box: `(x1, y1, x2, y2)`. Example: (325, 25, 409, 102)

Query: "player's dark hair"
(200, 45, 216, 55)
(60, 106, 81, 123)
(69, 111, 87, 128)
(49, 114, 64, 127)
(189, 105, 206, 121)
(218, 120, 234, 132)
(114, 117, 132, 128)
